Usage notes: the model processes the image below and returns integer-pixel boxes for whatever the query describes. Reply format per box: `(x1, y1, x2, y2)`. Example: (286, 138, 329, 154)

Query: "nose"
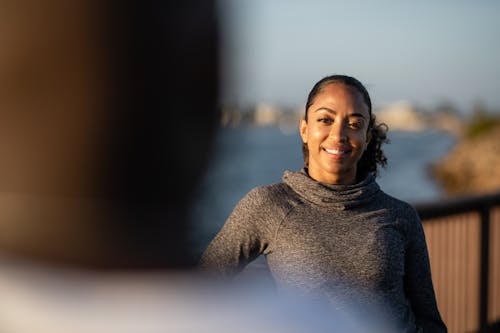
(329, 121, 348, 142)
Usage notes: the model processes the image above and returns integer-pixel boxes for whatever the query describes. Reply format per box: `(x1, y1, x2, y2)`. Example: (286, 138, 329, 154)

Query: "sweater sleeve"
(403, 207, 447, 332)
(199, 186, 281, 276)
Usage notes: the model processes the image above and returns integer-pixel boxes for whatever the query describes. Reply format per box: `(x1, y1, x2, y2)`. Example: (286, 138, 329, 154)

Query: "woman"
(200, 75, 447, 332)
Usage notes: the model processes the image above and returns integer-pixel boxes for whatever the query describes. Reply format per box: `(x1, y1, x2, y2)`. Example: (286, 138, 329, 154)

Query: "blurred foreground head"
(0, 0, 218, 268)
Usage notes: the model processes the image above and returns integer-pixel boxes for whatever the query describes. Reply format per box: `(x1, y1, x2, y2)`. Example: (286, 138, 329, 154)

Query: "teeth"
(324, 148, 347, 155)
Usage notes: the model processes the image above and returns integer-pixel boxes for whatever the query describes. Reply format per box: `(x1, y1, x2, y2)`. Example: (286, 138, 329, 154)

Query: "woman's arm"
(199, 186, 280, 276)
(404, 209, 448, 332)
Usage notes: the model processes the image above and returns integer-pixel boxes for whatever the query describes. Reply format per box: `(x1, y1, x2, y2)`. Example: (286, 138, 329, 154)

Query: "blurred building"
(374, 101, 427, 131)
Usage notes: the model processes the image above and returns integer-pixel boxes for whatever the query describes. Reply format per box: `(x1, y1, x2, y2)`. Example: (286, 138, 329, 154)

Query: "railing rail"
(414, 191, 500, 333)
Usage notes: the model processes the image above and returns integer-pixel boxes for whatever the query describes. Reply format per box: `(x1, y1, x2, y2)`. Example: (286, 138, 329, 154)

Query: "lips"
(322, 147, 351, 157)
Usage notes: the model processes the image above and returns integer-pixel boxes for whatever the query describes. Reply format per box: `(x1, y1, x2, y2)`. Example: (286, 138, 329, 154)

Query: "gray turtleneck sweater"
(200, 169, 446, 333)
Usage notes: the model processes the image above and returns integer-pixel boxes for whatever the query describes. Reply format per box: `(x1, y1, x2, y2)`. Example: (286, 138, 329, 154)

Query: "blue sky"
(217, 0, 500, 113)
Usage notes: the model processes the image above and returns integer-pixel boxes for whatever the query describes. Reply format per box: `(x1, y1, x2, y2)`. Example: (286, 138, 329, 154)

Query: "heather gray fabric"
(200, 169, 447, 333)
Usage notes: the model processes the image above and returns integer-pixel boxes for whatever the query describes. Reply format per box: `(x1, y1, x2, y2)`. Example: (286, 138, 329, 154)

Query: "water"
(377, 131, 455, 202)
(190, 126, 455, 250)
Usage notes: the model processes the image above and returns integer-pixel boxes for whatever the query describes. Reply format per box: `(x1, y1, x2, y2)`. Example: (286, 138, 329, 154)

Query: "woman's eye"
(317, 118, 333, 124)
(349, 122, 362, 130)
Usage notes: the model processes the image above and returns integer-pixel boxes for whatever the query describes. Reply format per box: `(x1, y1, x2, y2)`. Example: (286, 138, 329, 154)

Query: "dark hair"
(302, 75, 388, 179)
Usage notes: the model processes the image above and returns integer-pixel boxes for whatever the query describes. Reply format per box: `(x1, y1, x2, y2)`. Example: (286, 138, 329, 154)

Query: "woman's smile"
(321, 146, 351, 158)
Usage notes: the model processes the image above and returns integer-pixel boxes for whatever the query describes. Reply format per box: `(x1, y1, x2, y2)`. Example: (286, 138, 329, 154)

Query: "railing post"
(479, 206, 490, 332)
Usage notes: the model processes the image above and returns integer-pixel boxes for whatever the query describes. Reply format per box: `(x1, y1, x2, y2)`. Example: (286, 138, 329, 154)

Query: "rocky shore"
(431, 122, 500, 196)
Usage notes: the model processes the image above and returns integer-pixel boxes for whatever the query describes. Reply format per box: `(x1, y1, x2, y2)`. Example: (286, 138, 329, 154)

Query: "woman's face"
(300, 83, 371, 185)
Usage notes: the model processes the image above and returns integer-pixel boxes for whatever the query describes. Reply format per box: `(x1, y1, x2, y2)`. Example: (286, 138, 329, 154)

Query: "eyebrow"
(313, 107, 367, 120)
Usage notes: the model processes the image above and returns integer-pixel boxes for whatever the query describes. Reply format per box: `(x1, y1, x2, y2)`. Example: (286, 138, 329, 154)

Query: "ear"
(299, 119, 308, 144)
(365, 128, 372, 150)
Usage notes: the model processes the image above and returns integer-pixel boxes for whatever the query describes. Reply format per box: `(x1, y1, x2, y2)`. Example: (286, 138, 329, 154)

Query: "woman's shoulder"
(240, 182, 301, 214)
(375, 189, 420, 221)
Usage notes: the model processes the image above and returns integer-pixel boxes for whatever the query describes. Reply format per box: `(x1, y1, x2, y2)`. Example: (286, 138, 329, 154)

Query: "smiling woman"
(300, 75, 388, 184)
(201, 75, 448, 332)
(300, 79, 371, 184)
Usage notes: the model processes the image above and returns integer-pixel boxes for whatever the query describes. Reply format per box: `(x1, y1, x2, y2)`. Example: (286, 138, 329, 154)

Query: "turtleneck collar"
(282, 168, 380, 210)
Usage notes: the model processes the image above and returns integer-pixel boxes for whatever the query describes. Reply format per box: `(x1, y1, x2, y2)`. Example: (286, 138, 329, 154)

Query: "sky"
(217, 0, 500, 113)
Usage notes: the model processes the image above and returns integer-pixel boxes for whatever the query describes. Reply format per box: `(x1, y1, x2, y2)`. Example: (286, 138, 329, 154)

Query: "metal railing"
(415, 191, 500, 333)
